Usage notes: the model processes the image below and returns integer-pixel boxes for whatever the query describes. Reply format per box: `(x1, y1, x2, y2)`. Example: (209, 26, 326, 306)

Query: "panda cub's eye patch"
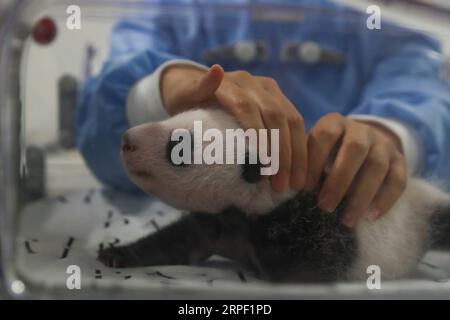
(167, 131, 194, 167)
(242, 152, 262, 183)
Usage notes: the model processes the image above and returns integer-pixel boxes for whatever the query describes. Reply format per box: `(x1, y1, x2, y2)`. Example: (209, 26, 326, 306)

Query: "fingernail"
(291, 169, 305, 190)
(343, 215, 356, 228)
(304, 173, 315, 191)
(368, 208, 381, 221)
(342, 209, 359, 227)
(318, 192, 335, 212)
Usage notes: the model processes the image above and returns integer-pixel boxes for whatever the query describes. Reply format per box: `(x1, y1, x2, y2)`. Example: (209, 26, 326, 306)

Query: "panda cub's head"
(121, 108, 294, 215)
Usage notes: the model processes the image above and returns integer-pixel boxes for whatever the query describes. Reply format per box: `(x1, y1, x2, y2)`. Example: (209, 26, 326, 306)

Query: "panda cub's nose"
(122, 132, 137, 152)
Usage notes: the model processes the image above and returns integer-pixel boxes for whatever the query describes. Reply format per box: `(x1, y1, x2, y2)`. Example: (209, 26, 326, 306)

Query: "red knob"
(32, 17, 57, 45)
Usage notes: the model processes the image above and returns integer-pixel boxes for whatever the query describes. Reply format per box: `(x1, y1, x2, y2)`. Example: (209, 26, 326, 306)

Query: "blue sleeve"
(349, 29, 450, 184)
(76, 16, 181, 191)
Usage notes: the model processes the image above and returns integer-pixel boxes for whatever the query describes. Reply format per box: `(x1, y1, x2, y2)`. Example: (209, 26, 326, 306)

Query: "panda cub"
(98, 108, 450, 282)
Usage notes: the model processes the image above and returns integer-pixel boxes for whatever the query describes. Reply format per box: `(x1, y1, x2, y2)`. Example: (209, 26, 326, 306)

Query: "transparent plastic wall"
(0, 0, 450, 299)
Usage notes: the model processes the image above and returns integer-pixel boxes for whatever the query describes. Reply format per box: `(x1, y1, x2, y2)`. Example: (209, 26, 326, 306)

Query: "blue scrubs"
(76, 0, 450, 191)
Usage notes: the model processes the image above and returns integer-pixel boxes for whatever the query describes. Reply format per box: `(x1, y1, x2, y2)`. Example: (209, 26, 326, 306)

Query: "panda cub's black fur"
(98, 194, 450, 282)
(98, 191, 355, 282)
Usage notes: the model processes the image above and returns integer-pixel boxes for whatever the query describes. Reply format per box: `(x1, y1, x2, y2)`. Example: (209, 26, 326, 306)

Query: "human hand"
(305, 113, 407, 227)
(161, 64, 307, 192)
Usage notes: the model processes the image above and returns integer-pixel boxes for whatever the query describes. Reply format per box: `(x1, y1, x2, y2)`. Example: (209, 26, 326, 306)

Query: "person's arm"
(306, 27, 450, 227)
(349, 32, 450, 182)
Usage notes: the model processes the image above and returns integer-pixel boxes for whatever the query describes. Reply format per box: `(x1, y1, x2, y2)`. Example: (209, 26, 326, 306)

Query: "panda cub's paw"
(97, 246, 139, 268)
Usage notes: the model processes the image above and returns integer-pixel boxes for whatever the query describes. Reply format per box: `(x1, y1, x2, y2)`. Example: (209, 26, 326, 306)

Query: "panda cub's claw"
(98, 246, 131, 268)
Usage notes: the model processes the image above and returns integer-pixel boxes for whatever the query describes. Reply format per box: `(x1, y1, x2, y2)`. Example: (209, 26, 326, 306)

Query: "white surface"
(12, 188, 450, 299)
(15, 189, 261, 296)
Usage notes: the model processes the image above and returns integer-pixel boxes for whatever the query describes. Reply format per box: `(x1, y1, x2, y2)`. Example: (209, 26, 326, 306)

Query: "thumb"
(190, 64, 224, 103)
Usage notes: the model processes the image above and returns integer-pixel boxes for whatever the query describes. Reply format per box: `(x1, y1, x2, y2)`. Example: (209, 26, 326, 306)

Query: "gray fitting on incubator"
(281, 41, 345, 65)
(203, 40, 268, 64)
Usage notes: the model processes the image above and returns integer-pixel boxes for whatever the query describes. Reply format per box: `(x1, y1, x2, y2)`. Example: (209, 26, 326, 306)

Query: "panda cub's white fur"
(349, 178, 450, 279)
(103, 108, 450, 281)
(122, 109, 296, 215)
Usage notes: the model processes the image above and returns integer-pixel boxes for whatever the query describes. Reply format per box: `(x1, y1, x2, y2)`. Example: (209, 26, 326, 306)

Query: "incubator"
(1, 0, 450, 299)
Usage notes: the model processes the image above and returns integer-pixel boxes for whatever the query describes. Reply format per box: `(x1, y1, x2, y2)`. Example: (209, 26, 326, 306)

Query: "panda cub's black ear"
(242, 152, 262, 183)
